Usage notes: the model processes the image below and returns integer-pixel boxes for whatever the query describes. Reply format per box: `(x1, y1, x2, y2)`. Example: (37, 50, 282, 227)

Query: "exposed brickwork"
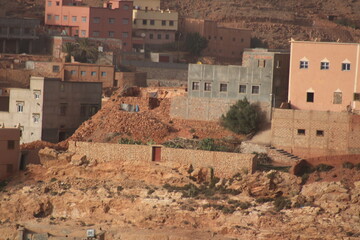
(271, 109, 360, 158)
(68, 141, 256, 178)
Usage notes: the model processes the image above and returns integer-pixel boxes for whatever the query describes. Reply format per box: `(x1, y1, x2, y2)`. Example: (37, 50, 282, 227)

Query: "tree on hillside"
(221, 98, 261, 135)
(184, 32, 208, 56)
(62, 42, 77, 63)
(62, 38, 98, 63)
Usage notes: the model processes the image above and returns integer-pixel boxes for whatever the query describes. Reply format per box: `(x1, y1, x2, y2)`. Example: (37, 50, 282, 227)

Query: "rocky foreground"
(1, 149, 360, 239)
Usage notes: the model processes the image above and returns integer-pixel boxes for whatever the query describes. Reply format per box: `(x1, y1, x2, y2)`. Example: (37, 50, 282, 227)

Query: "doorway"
(152, 147, 161, 162)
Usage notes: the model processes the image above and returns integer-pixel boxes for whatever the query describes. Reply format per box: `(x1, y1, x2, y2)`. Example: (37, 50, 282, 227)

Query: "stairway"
(266, 146, 304, 164)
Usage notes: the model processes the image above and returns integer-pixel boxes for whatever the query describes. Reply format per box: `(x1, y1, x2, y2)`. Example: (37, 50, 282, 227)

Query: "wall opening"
(152, 146, 161, 162)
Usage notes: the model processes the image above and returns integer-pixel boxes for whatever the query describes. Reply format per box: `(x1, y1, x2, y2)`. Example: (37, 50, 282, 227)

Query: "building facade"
(170, 49, 290, 121)
(289, 40, 360, 113)
(0, 76, 102, 143)
(45, 0, 133, 51)
(0, 128, 21, 180)
(180, 18, 251, 60)
(0, 17, 40, 54)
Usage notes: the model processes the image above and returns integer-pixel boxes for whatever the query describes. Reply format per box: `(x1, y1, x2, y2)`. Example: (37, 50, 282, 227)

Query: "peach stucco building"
(0, 128, 21, 180)
(289, 40, 360, 113)
(45, 0, 133, 51)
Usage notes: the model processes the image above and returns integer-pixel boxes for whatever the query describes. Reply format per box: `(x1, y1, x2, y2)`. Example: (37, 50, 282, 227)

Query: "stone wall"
(271, 109, 360, 158)
(68, 141, 256, 177)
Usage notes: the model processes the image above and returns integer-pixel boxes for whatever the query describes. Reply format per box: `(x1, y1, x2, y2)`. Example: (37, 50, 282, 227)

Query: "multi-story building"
(45, 0, 133, 51)
(289, 40, 360, 113)
(0, 17, 40, 54)
(132, 5, 178, 48)
(0, 128, 21, 180)
(170, 48, 290, 121)
(180, 18, 251, 60)
(0, 76, 102, 143)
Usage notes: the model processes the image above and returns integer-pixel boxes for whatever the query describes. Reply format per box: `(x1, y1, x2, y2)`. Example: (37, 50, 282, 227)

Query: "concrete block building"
(170, 48, 290, 121)
(45, 0, 133, 51)
(0, 17, 40, 54)
(132, 0, 178, 50)
(0, 128, 21, 180)
(0, 76, 102, 143)
(180, 18, 251, 60)
(289, 40, 360, 113)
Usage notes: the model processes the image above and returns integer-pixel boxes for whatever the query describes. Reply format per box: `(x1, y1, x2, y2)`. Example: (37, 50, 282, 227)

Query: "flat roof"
(291, 40, 360, 46)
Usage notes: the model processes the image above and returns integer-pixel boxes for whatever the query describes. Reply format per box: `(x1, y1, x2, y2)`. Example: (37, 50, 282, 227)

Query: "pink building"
(45, 0, 133, 51)
(289, 41, 360, 113)
(0, 128, 20, 180)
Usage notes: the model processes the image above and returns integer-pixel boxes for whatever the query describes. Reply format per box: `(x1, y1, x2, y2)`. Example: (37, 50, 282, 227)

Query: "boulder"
(38, 147, 58, 164)
(70, 154, 87, 166)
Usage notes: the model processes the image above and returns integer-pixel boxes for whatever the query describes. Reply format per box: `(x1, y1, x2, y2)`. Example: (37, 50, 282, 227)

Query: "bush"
(184, 32, 208, 56)
(274, 196, 291, 211)
(313, 164, 334, 172)
(343, 162, 354, 169)
(221, 98, 261, 135)
(118, 138, 143, 145)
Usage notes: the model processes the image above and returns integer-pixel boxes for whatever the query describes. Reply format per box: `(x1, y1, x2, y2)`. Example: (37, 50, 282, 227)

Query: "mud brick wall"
(137, 67, 188, 81)
(68, 141, 256, 178)
(271, 109, 360, 158)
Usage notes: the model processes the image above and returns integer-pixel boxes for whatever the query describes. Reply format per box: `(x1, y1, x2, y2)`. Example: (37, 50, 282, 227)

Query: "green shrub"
(221, 98, 261, 135)
(343, 162, 354, 169)
(313, 164, 334, 172)
(256, 197, 274, 204)
(301, 173, 309, 185)
(184, 32, 208, 56)
(118, 138, 143, 145)
(274, 196, 291, 211)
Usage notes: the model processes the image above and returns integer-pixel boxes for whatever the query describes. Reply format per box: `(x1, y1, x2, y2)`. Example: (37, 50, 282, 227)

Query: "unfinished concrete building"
(0, 17, 40, 54)
(0, 76, 102, 143)
(170, 49, 290, 121)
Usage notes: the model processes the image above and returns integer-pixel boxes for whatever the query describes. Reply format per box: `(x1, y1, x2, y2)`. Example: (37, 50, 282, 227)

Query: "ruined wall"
(115, 72, 147, 89)
(68, 141, 255, 177)
(271, 109, 360, 158)
(170, 96, 270, 121)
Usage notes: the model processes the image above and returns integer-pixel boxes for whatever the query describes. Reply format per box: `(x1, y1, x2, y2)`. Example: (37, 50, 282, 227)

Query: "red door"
(152, 147, 161, 162)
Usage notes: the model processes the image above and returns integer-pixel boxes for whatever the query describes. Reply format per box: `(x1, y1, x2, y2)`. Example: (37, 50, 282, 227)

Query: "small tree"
(184, 32, 208, 56)
(62, 42, 77, 63)
(221, 98, 260, 135)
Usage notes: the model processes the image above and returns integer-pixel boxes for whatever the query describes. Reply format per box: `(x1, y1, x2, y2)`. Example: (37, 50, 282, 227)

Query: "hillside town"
(1, 0, 360, 239)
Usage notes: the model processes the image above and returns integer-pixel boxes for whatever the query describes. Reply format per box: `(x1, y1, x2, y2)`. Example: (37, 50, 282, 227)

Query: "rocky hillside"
(1, 148, 360, 239)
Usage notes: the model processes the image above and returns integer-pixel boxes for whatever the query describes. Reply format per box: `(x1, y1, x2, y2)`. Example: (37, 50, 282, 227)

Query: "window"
(316, 130, 324, 136)
(162, 20, 166, 26)
(258, 60, 265, 68)
(108, 18, 115, 24)
(93, 17, 100, 23)
(16, 102, 24, 112)
(321, 61, 329, 70)
(220, 83, 227, 92)
(165, 34, 169, 40)
(91, 71, 96, 76)
(220, 36, 223, 40)
(252, 85, 260, 94)
(232, 37, 236, 41)
(108, 31, 114, 37)
(48, 1, 52, 6)
(81, 30, 86, 36)
(342, 63, 351, 71)
(276, 60, 281, 68)
(101, 72, 107, 77)
(123, 42, 127, 46)
(56, 1, 59, 6)
(81, 71, 86, 76)
(300, 61, 308, 69)
(122, 32, 128, 38)
(7, 140, 15, 150)
(150, 19, 155, 25)
(297, 129, 306, 135)
(93, 31, 99, 37)
(241, 38, 244, 42)
(143, 19, 147, 25)
(55, 15, 59, 21)
(89, 105, 98, 115)
(192, 82, 199, 90)
(354, 93, 360, 101)
(63, 15, 68, 21)
(47, 14, 52, 20)
(52, 65, 60, 73)
(239, 85, 246, 93)
(123, 4, 129, 10)
(204, 82, 212, 91)
(149, 33, 153, 39)
(122, 18, 129, 24)
(81, 16, 87, 22)
(70, 70, 76, 75)
(33, 90, 41, 99)
(157, 34, 162, 39)
(333, 92, 342, 104)
(32, 113, 40, 123)
(306, 92, 314, 102)
(208, 36, 211, 40)
(60, 103, 67, 116)
(72, 16, 77, 22)
(133, 19, 137, 24)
